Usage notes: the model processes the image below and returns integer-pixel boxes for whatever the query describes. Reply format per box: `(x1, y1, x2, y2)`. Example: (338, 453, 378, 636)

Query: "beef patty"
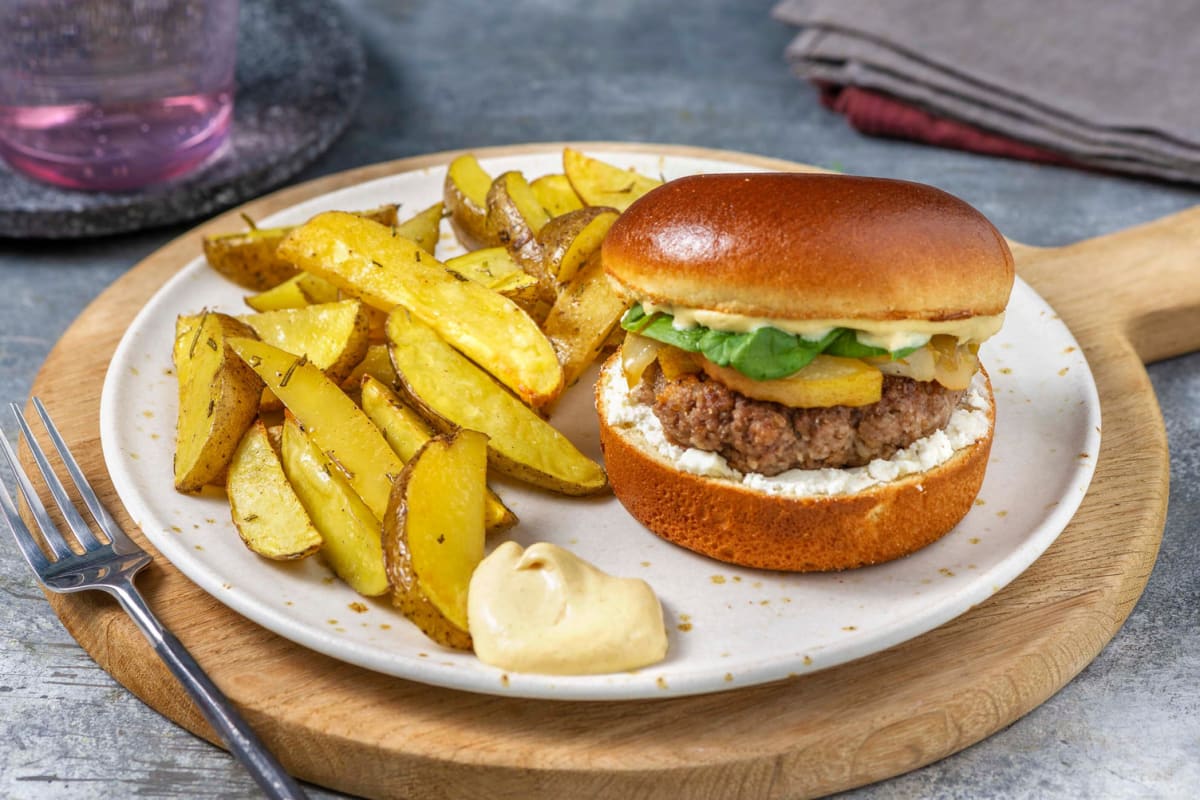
(632, 364, 966, 476)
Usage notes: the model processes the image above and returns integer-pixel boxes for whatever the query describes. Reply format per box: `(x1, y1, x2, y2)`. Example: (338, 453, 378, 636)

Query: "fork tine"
(30, 399, 131, 552)
(10, 403, 103, 552)
(0, 422, 73, 561)
(0, 443, 52, 575)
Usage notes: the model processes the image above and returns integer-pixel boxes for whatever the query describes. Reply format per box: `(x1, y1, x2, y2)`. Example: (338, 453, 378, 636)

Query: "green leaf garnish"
(824, 329, 921, 360)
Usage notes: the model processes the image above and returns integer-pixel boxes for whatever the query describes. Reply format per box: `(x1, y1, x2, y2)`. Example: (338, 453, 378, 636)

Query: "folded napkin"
(773, 0, 1200, 183)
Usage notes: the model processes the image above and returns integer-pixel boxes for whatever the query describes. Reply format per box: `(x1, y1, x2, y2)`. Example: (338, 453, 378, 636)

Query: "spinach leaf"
(697, 326, 838, 380)
(825, 329, 921, 360)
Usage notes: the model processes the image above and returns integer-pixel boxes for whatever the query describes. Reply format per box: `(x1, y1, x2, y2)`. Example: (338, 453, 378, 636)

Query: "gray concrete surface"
(1, 1, 1196, 797)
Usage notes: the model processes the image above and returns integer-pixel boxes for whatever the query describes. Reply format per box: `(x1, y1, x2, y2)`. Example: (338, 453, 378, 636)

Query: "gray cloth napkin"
(773, 0, 1200, 182)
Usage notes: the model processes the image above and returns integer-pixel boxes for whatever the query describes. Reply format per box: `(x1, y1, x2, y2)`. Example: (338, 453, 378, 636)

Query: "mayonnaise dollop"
(467, 541, 668, 675)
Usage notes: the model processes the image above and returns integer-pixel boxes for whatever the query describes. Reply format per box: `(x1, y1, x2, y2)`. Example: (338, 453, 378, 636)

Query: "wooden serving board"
(24, 144, 1200, 798)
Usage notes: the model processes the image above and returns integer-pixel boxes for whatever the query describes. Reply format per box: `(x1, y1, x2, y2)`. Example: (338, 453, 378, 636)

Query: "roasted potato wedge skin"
(444, 154, 500, 250)
(537, 206, 620, 286)
(281, 415, 389, 597)
(531, 173, 584, 217)
(486, 171, 555, 300)
(173, 312, 263, 492)
(276, 211, 564, 407)
(543, 251, 630, 388)
(393, 201, 444, 254)
(227, 421, 322, 560)
(383, 429, 488, 650)
(360, 375, 518, 534)
(204, 228, 296, 291)
(228, 337, 406, 520)
(563, 147, 662, 211)
(386, 309, 608, 496)
(239, 299, 370, 384)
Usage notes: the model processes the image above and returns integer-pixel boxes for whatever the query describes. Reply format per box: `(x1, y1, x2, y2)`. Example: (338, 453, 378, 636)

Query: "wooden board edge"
(25, 143, 1171, 799)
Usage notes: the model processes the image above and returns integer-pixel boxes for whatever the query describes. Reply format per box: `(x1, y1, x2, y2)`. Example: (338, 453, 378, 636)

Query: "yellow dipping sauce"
(467, 541, 668, 675)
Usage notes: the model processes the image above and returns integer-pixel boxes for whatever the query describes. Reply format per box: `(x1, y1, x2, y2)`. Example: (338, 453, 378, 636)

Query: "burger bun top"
(601, 172, 1015, 323)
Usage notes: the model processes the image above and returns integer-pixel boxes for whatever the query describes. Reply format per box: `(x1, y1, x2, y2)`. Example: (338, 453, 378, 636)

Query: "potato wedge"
(355, 204, 402, 228)
(239, 299, 370, 384)
(244, 275, 310, 312)
(362, 305, 389, 343)
(393, 201, 443, 254)
(531, 173, 584, 217)
(204, 205, 400, 291)
(443, 153, 500, 250)
(386, 309, 607, 495)
(486, 171, 554, 299)
(537, 206, 620, 285)
(281, 414, 389, 596)
(443, 247, 541, 312)
(204, 228, 298, 291)
(247, 272, 341, 311)
(228, 337, 406, 520)
(340, 343, 397, 391)
(227, 421, 322, 560)
(276, 211, 564, 407)
(542, 251, 630, 388)
(173, 312, 263, 492)
(382, 429, 488, 649)
(443, 246, 527, 288)
(295, 271, 340, 304)
(360, 375, 517, 534)
(563, 147, 662, 211)
(359, 375, 436, 462)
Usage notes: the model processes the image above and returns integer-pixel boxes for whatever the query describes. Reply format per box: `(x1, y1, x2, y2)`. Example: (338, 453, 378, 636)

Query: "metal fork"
(0, 399, 308, 800)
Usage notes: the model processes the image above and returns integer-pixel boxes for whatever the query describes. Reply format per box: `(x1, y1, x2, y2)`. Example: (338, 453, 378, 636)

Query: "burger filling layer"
(601, 359, 992, 498)
(621, 303, 995, 382)
(632, 363, 963, 476)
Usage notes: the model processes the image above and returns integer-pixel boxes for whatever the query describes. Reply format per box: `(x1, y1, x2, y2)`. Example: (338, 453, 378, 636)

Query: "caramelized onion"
(929, 335, 979, 390)
(870, 337, 978, 389)
(620, 333, 660, 387)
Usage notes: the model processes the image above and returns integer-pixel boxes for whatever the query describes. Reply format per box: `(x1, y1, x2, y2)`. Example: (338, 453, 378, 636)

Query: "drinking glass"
(0, 0, 238, 191)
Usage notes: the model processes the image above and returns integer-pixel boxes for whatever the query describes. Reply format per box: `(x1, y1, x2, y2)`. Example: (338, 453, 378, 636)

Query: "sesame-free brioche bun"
(596, 357, 995, 572)
(602, 173, 1015, 323)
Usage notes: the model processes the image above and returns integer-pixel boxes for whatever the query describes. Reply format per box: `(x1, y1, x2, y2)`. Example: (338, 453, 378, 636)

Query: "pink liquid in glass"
(0, 1, 238, 192)
(0, 90, 233, 191)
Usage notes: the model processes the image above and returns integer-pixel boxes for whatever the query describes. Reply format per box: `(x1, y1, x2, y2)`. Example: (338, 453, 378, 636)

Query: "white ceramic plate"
(99, 148, 1101, 701)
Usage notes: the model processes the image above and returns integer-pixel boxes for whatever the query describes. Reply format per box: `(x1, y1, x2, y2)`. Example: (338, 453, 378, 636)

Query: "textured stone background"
(0, 1, 1196, 797)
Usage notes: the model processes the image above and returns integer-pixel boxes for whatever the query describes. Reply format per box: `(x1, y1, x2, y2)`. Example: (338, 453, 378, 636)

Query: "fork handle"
(109, 582, 309, 800)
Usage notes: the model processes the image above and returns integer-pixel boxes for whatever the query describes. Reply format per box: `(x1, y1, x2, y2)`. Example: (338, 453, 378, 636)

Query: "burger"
(595, 172, 1014, 572)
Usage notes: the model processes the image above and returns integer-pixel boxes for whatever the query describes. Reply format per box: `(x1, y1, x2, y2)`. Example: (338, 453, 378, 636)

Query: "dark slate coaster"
(0, 0, 364, 239)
